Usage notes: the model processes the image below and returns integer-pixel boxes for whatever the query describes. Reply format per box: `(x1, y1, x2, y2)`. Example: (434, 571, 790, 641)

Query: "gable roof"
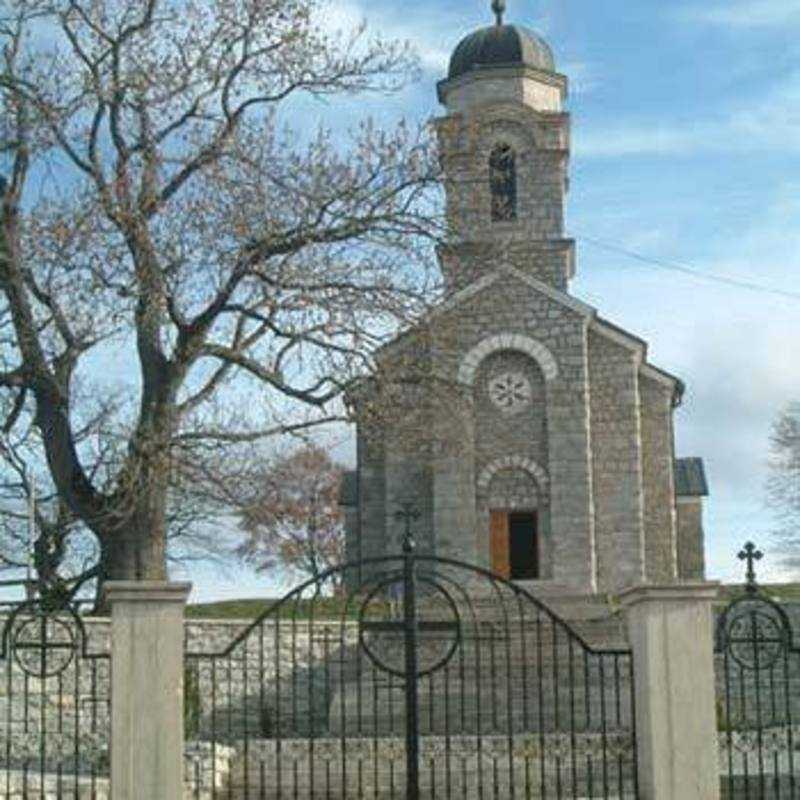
(674, 458, 709, 497)
(433, 264, 595, 319)
(376, 265, 592, 362)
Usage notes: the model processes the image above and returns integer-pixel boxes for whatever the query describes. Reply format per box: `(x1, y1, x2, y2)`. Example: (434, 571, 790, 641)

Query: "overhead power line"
(577, 234, 800, 302)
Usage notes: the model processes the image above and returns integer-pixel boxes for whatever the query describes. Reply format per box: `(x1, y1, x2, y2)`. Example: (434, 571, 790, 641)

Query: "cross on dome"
(491, 0, 506, 26)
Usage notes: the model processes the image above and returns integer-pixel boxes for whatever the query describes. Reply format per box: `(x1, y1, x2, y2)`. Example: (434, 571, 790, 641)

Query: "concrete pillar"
(105, 581, 191, 800)
(620, 583, 720, 800)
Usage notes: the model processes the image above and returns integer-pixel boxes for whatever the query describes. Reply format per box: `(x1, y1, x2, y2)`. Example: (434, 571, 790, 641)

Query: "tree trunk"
(102, 524, 168, 582)
(92, 487, 170, 613)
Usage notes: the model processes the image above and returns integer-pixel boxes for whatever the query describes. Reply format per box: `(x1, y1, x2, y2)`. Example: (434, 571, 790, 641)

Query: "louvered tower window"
(489, 144, 517, 221)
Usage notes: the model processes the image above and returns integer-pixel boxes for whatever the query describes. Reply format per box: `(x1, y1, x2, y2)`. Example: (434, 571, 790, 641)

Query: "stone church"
(340, 2, 708, 595)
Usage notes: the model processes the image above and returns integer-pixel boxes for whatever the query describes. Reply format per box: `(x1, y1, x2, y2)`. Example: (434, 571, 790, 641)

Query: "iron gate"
(0, 600, 110, 798)
(716, 543, 800, 799)
(185, 529, 638, 799)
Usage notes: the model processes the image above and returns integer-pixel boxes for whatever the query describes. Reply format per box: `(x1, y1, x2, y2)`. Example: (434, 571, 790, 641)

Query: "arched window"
(489, 144, 517, 221)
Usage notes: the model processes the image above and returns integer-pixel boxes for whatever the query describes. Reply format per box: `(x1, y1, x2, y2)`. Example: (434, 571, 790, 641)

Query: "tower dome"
(448, 23, 555, 81)
(437, 1, 565, 108)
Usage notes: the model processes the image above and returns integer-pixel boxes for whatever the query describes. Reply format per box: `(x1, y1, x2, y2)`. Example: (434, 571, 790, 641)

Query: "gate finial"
(738, 541, 763, 593)
(395, 503, 420, 553)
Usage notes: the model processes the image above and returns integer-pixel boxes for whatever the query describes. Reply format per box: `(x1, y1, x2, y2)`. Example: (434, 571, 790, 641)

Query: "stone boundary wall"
(1, 729, 782, 800)
(3, 598, 800, 667)
(3, 598, 800, 656)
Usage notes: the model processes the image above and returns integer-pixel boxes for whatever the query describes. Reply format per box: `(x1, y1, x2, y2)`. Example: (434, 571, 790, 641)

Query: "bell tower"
(435, 1, 574, 292)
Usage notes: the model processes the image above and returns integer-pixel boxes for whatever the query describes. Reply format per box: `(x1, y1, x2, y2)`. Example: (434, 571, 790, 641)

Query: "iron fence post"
(402, 526, 420, 800)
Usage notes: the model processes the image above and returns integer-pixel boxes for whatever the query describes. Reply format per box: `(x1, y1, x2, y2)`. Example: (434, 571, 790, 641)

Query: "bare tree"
(1, 422, 100, 606)
(236, 444, 345, 588)
(0, 0, 443, 594)
(0, 385, 255, 606)
(767, 402, 800, 568)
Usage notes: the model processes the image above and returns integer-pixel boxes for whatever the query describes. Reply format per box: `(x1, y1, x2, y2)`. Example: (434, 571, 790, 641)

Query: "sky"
(3, 0, 799, 605)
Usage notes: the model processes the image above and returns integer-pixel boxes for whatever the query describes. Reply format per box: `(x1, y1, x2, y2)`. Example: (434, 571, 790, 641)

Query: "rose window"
(487, 372, 532, 413)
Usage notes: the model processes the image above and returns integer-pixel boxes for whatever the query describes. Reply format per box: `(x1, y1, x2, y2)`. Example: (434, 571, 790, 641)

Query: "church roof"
(447, 23, 556, 81)
(674, 458, 709, 497)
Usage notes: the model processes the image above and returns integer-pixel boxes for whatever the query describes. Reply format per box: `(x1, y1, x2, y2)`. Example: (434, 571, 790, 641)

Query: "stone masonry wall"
(639, 373, 679, 583)
(587, 330, 646, 592)
(439, 239, 574, 294)
(430, 390, 478, 564)
(356, 431, 386, 570)
(356, 337, 478, 576)
(428, 278, 595, 590)
(676, 498, 706, 579)
(435, 102, 570, 289)
(474, 350, 548, 568)
(442, 70, 565, 114)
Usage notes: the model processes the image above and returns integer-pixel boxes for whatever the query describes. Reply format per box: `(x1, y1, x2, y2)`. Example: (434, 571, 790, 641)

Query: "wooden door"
(490, 511, 510, 578)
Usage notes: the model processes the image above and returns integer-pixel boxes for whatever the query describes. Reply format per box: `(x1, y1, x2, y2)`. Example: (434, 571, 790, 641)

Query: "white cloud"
(563, 61, 600, 96)
(312, 0, 452, 75)
(675, 0, 800, 28)
(575, 71, 800, 158)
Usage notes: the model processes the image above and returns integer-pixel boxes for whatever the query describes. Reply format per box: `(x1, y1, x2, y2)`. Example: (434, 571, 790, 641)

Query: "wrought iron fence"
(185, 529, 638, 799)
(0, 600, 110, 798)
(716, 543, 800, 800)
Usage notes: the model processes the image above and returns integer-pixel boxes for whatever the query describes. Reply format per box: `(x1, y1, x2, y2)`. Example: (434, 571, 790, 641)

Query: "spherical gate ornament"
(487, 371, 532, 413)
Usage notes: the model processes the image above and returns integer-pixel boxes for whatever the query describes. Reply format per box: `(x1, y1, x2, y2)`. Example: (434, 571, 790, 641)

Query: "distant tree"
(0, 0, 442, 596)
(767, 402, 800, 568)
(236, 445, 345, 589)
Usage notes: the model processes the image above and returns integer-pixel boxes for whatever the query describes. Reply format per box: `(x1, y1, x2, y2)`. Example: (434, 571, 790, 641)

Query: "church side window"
(489, 144, 517, 222)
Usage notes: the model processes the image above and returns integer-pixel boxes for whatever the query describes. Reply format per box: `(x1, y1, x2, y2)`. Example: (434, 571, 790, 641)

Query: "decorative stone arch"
(477, 456, 550, 499)
(480, 116, 537, 155)
(458, 333, 558, 385)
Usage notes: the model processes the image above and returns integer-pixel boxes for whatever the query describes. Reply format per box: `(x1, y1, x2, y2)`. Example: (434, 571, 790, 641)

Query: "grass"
(717, 583, 800, 603)
(186, 595, 371, 620)
(185, 583, 800, 620)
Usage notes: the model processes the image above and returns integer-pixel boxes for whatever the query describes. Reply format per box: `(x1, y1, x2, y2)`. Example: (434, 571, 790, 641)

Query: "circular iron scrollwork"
(9, 606, 79, 678)
(358, 573, 461, 679)
(722, 598, 790, 671)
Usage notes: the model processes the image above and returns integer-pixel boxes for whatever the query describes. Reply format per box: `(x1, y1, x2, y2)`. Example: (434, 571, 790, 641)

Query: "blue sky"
(5, 0, 798, 604)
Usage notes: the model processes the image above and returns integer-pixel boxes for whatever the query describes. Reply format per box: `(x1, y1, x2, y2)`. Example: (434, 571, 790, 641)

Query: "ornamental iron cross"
(738, 541, 763, 593)
(359, 503, 460, 679)
(492, 0, 506, 25)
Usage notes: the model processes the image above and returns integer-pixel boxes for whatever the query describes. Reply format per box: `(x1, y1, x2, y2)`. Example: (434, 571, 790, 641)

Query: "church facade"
(340, 5, 708, 595)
